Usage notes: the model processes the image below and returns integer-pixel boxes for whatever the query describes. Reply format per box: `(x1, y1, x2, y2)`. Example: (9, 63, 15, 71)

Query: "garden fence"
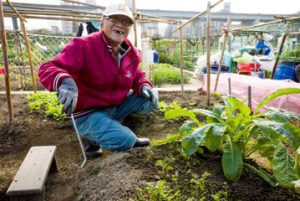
(0, 32, 72, 89)
(1, 31, 72, 70)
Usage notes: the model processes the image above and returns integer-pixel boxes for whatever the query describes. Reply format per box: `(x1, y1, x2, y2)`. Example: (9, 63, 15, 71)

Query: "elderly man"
(38, 2, 159, 156)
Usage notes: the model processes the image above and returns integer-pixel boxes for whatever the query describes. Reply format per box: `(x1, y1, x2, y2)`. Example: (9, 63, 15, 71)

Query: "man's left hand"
(141, 85, 159, 109)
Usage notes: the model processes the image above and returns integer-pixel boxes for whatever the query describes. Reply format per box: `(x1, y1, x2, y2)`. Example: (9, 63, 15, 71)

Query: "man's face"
(101, 15, 133, 47)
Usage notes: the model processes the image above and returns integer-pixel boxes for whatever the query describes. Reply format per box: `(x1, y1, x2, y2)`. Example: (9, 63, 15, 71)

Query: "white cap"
(103, 2, 134, 24)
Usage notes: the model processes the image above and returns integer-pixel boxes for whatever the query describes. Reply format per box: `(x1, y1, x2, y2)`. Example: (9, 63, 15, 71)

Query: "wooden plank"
(6, 146, 57, 196)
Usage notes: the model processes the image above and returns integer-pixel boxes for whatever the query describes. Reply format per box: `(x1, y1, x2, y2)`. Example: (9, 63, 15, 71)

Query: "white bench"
(6, 146, 57, 201)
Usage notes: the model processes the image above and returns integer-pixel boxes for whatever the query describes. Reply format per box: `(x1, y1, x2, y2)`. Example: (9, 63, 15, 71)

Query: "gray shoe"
(133, 138, 150, 148)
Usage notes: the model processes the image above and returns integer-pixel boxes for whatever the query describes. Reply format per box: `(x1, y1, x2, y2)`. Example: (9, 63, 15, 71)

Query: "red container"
(238, 63, 261, 72)
(0, 68, 5, 75)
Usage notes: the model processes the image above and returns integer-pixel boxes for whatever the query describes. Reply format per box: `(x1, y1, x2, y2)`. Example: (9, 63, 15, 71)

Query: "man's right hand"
(58, 78, 78, 115)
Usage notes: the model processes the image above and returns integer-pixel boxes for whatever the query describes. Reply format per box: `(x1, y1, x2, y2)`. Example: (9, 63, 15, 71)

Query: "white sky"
(5, 0, 300, 30)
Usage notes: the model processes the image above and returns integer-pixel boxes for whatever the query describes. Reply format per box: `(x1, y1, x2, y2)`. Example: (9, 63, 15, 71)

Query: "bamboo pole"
(2, 2, 99, 15)
(271, 33, 287, 79)
(214, 16, 231, 92)
(6, 0, 37, 92)
(20, 21, 37, 92)
(173, 0, 224, 32)
(4, 10, 100, 19)
(286, 32, 300, 37)
(4, 14, 99, 22)
(231, 16, 300, 33)
(0, 1, 13, 121)
(206, 2, 211, 107)
(6, 0, 26, 22)
(137, 13, 180, 23)
(179, 26, 184, 96)
(132, 0, 137, 47)
(61, 0, 106, 9)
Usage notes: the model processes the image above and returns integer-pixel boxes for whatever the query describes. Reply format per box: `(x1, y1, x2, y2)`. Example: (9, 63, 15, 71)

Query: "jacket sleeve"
(38, 37, 85, 91)
(131, 48, 153, 96)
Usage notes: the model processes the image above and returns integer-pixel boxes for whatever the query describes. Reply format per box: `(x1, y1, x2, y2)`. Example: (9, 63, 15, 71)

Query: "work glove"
(141, 85, 159, 109)
(57, 78, 78, 116)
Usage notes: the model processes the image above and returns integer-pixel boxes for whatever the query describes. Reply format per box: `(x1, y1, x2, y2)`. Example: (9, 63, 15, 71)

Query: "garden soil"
(0, 91, 299, 201)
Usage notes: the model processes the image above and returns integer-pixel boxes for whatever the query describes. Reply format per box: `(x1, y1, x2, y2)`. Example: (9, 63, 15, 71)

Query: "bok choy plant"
(164, 88, 300, 189)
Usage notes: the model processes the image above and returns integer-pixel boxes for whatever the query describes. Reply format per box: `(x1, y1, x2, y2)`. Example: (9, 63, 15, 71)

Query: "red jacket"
(38, 31, 152, 117)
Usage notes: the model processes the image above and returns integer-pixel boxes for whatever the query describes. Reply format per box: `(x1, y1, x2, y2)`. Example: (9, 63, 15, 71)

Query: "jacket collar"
(100, 31, 132, 57)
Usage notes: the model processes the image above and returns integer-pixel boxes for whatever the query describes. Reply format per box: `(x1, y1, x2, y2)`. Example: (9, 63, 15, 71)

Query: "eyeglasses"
(104, 16, 133, 27)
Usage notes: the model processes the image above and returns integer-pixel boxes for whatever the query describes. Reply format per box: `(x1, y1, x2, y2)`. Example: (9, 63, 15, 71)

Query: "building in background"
(164, 2, 232, 40)
(50, 26, 60, 35)
(60, 0, 97, 35)
(60, 1, 73, 35)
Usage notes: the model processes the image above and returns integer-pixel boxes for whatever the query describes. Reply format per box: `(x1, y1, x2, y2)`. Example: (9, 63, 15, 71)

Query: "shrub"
(153, 63, 190, 86)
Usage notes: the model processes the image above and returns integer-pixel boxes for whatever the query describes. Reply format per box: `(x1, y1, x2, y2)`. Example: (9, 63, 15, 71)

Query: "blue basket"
(274, 61, 299, 81)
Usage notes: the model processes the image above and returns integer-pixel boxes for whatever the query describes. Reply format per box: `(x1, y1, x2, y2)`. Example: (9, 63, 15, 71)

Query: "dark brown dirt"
(0, 90, 299, 201)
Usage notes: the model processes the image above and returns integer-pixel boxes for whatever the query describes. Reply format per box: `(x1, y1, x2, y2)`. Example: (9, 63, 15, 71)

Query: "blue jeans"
(72, 92, 155, 152)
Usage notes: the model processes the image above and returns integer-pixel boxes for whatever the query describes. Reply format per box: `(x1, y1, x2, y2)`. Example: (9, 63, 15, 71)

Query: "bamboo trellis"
(214, 16, 231, 92)
(6, 0, 37, 93)
(172, 0, 224, 102)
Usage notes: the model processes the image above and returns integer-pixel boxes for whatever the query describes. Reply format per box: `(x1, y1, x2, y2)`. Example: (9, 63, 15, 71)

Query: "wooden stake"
(214, 16, 231, 92)
(228, 77, 231, 96)
(0, 1, 13, 121)
(179, 26, 184, 96)
(248, 86, 252, 111)
(206, 2, 211, 107)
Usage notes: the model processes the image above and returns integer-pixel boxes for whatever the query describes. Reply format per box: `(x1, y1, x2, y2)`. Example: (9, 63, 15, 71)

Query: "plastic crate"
(238, 63, 261, 72)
